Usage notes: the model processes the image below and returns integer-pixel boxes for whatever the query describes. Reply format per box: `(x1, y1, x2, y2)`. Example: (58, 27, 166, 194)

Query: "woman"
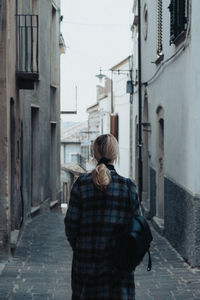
(64, 134, 140, 300)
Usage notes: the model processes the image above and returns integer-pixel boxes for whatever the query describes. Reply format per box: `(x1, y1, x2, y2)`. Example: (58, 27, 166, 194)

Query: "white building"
(61, 121, 88, 166)
(91, 58, 137, 179)
(111, 57, 135, 179)
(97, 77, 112, 135)
(132, 0, 200, 266)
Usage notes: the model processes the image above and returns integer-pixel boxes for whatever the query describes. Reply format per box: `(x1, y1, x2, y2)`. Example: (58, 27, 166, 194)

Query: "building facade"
(111, 56, 137, 179)
(0, 0, 22, 257)
(61, 121, 88, 166)
(132, 0, 200, 266)
(97, 77, 112, 135)
(88, 60, 136, 177)
(0, 0, 62, 259)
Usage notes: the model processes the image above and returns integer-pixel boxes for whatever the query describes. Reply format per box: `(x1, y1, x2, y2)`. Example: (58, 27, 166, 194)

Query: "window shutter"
(110, 114, 118, 141)
(169, 0, 176, 44)
(169, 0, 187, 44)
(177, 0, 186, 33)
(157, 0, 163, 55)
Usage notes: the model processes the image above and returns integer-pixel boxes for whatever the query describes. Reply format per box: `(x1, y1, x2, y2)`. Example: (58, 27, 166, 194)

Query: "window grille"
(168, 0, 188, 44)
(157, 0, 163, 56)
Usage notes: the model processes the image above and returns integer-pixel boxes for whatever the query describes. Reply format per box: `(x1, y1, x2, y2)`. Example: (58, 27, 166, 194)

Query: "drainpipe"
(138, 0, 143, 203)
(129, 56, 134, 179)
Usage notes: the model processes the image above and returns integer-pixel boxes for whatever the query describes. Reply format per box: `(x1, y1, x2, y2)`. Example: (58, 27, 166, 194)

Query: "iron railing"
(16, 14, 39, 74)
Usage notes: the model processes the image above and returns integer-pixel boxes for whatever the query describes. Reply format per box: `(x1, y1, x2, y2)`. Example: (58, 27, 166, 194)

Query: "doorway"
(156, 107, 164, 219)
(50, 123, 57, 202)
(10, 98, 15, 230)
(31, 107, 39, 207)
(142, 94, 150, 209)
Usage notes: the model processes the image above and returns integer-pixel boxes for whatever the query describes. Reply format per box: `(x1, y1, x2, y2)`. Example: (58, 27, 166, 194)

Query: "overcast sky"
(60, 0, 133, 122)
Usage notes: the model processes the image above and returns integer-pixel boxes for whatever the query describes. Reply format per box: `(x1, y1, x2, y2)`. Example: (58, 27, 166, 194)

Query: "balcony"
(16, 15, 39, 89)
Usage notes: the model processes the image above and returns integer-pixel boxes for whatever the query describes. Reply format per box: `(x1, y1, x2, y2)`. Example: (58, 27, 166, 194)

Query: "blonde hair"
(92, 134, 119, 190)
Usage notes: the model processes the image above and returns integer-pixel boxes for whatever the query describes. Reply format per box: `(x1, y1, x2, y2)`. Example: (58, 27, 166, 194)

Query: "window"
(71, 153, 79, 163)
(157, 0, 163, 57)
(143, 3, 148, 41)
(110, 114, 118, 141)
(51, 5, 58, 86)
(168, 0, 188, 45)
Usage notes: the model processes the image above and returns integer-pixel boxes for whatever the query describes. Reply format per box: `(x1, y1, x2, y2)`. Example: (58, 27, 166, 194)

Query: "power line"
(62, 20, 130, 27)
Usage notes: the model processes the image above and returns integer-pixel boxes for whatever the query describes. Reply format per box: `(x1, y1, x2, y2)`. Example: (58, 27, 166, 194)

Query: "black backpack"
(112, 182, 153, 273)
(112, 215, 153, 272)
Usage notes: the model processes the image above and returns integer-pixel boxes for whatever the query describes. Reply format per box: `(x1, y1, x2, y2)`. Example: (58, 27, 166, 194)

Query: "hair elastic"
(98, 157, 111, 166)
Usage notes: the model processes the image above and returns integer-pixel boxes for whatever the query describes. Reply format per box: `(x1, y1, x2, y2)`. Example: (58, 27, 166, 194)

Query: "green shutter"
(169, 0, 187, 44)
(169, 0, 176, 44)
(157, 0, 163, 55)
(177, 0, 186, 34)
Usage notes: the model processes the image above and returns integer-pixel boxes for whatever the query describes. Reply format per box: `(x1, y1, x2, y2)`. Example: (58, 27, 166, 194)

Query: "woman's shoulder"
(111, 171, 137, 189)
(77, 170, 136, 190)
(75, 172, 93, 183)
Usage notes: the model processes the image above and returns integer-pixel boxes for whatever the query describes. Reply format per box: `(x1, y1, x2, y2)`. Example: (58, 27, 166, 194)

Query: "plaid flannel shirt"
(64, 167, 139, 300)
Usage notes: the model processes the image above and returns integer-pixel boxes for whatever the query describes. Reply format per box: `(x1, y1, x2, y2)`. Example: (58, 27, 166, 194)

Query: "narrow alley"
(0, 210, 200, 300)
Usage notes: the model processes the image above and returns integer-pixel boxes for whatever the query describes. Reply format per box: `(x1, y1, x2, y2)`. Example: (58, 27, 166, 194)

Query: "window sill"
(30, 205, 41, 217)
(50, 82, 58, 89)
(50, 200, 59, 209)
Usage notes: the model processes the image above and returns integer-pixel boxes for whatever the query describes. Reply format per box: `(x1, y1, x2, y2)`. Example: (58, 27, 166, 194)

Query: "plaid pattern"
(64, 168, 140, 300)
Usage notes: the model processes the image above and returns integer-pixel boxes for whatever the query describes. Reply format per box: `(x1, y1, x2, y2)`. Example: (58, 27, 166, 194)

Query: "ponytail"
(92, 163, 111, 191)
(92, 134, 119, 190)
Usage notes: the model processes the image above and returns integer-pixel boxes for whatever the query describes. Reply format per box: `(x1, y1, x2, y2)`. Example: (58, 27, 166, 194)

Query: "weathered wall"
(0, 0, 10, 256)
(20, 0, 61, 214)
(0, 0, 61, 258)
(0, 0, 22, 257)
(113, 59, 130, 178)
(140, 0, 200, 266)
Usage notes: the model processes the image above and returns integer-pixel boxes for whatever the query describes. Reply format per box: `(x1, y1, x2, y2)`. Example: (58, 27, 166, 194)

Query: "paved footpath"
(0, 211, 200, 300)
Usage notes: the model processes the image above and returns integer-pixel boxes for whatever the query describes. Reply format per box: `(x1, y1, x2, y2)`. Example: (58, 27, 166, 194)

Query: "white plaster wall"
(113, 61, 130, 178)
(99, 94, 111, 134)
(190, 1, 200, 196)
(140, 0, 200, 195)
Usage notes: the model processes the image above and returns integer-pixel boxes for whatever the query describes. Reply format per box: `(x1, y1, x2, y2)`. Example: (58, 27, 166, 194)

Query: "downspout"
(129, 56, 134, 179)
(138, 0, 143, 203)
(16, 0, 24, 228)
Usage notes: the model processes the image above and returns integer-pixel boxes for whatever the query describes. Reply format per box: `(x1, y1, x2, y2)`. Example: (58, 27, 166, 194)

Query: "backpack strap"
(147, 250, 152, 271)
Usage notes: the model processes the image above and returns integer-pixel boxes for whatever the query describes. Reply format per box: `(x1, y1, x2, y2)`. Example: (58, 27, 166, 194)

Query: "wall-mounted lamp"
(126, 80, 134, 95)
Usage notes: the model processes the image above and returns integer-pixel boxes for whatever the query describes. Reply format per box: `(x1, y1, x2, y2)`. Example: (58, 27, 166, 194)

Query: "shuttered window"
(110, 114, 118, 141)
(168, 0, 187, 44)
(157, 0, 163, 56)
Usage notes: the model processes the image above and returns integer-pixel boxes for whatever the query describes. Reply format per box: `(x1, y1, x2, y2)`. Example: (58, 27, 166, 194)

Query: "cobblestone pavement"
(0, 210, 200, 300)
